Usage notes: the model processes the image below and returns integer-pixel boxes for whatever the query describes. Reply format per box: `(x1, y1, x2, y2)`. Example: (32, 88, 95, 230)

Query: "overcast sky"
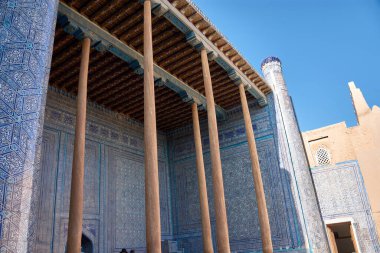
(191, 0, 380, 131)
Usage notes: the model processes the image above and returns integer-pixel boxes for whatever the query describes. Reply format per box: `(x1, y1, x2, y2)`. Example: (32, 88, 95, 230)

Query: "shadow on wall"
(169, 99, 307, 252)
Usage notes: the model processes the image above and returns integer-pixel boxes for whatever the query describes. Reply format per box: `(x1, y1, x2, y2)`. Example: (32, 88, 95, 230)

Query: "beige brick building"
(302, 82, 380, 251)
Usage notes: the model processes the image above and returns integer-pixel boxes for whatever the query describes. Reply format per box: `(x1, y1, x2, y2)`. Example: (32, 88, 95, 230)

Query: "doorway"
(81, 234, 93, 253)
(326, 221, 360, 253)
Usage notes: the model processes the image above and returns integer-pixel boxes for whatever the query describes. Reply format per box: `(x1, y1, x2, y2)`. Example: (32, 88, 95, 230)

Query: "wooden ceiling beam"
(152, 27, 178, 47)
(124, 87, 178, 116)
(111, 88, 144, 112)
(91, 0, 127, 25)
(93, 70, 139, 100)
(105, 2, 139, 28)
(156, 44, 192, 66)
(58, 2, 227, 119)
(118, 96, 144, 115)
(147, 105, 192, 126)
(122, 88, 174, 115)
(54, 52, 104, 91)
(129, 18, 169, 48)
(61, 52, 113, 90)
(188, 69, 225, 88)
(79, 0, 111, 17)
(49, 56, 80, 83)
(175, 64, 202, 81)
(50, 42, 81, 71)
(185, 64, 221, 85)
(158, 112, 194, 130)
(87, 61, 128, 97)
(99, 75, 143, 106)
(156, 109, 192, 127)
(167, 3, 272, 101)
(108, 7, 143, 36)
(151, 32, 184, 57)
(165, 53, 199, 74)
(156, 102, 191, 118)
(170, 58, 201, 78)
(92, 73, 139, 104)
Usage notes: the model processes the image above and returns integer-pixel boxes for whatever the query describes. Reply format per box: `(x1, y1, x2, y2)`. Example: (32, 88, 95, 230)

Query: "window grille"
(316, 147, 331, 166)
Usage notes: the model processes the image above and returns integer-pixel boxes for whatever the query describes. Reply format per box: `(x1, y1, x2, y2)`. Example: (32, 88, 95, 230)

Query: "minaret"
(261, 57, 331, 252)
(348, 81, 371, 125)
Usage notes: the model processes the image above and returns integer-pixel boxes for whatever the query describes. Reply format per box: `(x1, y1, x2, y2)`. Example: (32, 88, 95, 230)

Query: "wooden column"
(201, 48, 230, 253)
(66, 37, 91, 253)
(144, 1, 161, 252)
(238, 84, 273, 253)
(192, 103, 214, 253)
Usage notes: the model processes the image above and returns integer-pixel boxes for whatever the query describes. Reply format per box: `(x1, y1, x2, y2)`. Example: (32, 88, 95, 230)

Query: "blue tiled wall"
(35, 90, 172, 253)
(168, 94, 306, 253)
(311, 161, 380, 253)
(0, 0, 59, 251)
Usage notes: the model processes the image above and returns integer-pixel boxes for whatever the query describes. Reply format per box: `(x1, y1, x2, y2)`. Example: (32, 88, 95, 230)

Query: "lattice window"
(315, 147, 331, 166)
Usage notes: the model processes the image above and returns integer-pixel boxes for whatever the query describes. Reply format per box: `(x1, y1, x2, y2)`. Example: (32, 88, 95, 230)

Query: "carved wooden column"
(144, 0, 161, 252)
(192, 103, 214, 253)
(201, 48, 230, 253)
(238, 83, 273, 253)
(66, 37, 91, 253)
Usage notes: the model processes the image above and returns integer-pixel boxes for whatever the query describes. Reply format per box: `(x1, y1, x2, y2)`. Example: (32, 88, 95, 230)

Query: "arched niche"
(81, 233, 93, 253)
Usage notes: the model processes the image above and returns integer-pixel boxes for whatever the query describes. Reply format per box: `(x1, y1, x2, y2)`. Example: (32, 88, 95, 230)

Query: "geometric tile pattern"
(38, 90, 313, 253)
(262, 60, 330, 252)
(37, 90, 171, 253)
(312, 161, 380, 253)
(0, 0, 58, 251)
(168, 95, 306, 253)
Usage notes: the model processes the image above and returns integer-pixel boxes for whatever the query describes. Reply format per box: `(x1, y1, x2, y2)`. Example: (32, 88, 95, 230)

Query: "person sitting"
(120, 249, 128, 253)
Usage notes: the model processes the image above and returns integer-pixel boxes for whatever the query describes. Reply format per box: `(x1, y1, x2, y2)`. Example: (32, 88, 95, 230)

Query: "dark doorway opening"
(327, 222, 359, 253)
(81, 234, 93, 253)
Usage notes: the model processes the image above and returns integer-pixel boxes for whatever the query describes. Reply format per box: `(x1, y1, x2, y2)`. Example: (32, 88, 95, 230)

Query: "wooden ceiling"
(49, 0, 269, 131)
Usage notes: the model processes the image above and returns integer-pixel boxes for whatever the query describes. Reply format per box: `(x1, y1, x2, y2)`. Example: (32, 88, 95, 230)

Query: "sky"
(191, 0, 380, 131)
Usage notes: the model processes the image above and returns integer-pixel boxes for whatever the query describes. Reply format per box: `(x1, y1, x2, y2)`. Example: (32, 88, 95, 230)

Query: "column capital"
(187, 32, 217, 60)
(57, 15, 95, 44)
(152, 1, 169, 16)
(186, 31, 204, 51)
(178, 91, 204, 109)
(154, 78, 167, 87)
(129, 60, 145, 75)
(227, 69, 242, 85)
